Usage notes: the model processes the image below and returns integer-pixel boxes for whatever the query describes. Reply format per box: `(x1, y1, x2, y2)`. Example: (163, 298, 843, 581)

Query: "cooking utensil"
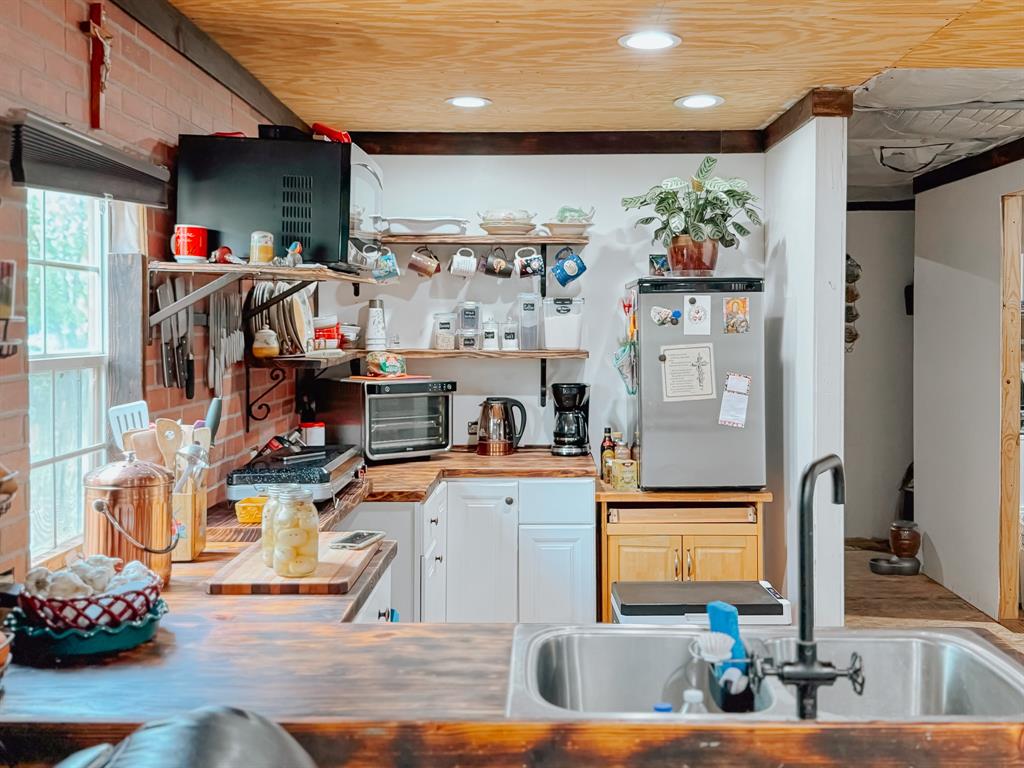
(128, 428, 164, 466)
(184, 278, 195, 399)
(154, 418, 182, 470)
(173, 442, 209, 494)
(205, 398, 222, 445)
(156, 283, 176, 388)
(173, 278, 188, 389)
(108, 400, 150, 450)
(476, 397, 527, 456)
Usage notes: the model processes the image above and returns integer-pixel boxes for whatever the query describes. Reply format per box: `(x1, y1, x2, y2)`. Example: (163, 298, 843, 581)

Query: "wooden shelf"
(379, 234, 589, 246)
(365, 348, 589, 360)
(248, 351, 363, 370)
(149, 261, 377, 285)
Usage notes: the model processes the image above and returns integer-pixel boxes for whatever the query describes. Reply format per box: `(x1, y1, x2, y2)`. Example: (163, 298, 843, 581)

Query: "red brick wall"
(0, 0, 298, 575)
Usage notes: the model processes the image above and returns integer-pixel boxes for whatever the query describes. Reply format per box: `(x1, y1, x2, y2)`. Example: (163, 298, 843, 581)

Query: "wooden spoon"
(154, 418, 183, 471)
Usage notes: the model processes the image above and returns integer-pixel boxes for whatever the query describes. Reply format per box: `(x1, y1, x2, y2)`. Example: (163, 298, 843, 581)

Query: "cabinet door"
(352, 568, 393, 623)
(683, 535, 758, 582)
(445, 481, 518, 622)
(420, 538, 446, 622)
(519, 525, 596, 623)
(608, 535, 682, 584)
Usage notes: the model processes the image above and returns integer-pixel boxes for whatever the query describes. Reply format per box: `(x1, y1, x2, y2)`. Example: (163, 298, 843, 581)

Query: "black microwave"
(175, 133, 382, 265)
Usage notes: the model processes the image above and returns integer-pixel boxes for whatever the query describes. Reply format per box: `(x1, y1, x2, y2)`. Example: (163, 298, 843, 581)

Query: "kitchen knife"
(160, 282, 180, 389)
(173, 278, 188, 390)
(184, 278, 195, 399)
(157, 283, 175, 388)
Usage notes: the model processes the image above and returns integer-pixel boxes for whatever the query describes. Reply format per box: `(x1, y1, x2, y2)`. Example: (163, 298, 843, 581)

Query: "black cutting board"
(613, 580, 784, 616)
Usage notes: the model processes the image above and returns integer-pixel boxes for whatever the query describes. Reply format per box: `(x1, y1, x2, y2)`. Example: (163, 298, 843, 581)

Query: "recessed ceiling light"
(618, 31, 681, 51)
(446, 96, 491, 108)
(675, 93, 725, 109)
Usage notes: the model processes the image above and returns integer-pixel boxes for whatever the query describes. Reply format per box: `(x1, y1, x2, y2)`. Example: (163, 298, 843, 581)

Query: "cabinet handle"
(435, 554, 444, 563)
(505, 497, 514, 505)
(673, 549, 680, 581)
(686, 549, 693, 580)
(429, 517, 439, 525)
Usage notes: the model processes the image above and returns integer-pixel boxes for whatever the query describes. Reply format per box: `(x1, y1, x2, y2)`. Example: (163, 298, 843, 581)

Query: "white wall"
(914, 159, 1024, 618)
(319, 154, 766, 448)
(764, 118, 848, 626)
(844, 211, 915, 539)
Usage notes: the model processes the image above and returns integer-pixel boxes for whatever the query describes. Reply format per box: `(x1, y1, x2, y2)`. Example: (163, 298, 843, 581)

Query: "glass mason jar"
(259, 486, 286, 567)
(271, 486, 319, 577)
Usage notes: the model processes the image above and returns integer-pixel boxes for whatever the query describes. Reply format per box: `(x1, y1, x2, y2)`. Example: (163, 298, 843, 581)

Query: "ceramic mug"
(481, 246, 514, 278)
(170, 224, 208, 258)
(249, 230, 274, 263)
(514, 246, 544, 278)
(448, 247, 478, 278)
(408, 246, 441, 278)
(371, 248, 400, 283)
(350, 243, 382, 271)
(550, 247, 587, 286)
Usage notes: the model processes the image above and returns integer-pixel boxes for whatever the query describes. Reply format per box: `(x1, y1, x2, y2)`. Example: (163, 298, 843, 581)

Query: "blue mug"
(550, 247, 587, 286)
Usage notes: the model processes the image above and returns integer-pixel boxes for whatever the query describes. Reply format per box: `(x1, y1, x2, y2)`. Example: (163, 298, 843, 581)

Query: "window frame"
(27, 189, 110, 563)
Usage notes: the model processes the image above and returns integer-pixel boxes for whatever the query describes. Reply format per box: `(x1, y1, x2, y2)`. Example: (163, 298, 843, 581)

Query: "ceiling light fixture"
(618, 31, 681, 51)
(675, 93, 725, 109)
(446, 96, 491, 108)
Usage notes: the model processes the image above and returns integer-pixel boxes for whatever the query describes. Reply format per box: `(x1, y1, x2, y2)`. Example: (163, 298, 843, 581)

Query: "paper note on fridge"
(683, 295, 711, 335)
(661, 343, 716, 401)
(719, 372, 752, 428)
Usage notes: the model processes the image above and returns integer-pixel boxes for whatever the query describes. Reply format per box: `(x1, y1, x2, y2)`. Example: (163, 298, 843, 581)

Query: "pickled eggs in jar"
(270, 487, 319, 577)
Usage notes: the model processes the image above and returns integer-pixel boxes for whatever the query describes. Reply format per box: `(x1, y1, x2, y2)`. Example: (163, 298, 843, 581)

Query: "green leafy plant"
(621, 156, 761, 247)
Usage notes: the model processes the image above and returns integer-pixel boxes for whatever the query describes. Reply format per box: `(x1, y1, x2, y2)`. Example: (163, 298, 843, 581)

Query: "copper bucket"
(83, 452, 178, 584)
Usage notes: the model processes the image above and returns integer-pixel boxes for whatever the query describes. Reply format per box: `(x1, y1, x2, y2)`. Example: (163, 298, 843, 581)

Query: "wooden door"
(608, 535, 682, 585)
(683, 535, 758, 582)
(445, 481, 519, 622)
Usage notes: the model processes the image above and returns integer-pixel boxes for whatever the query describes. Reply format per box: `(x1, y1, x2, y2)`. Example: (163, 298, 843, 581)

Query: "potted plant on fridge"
(621, 156, 761, 276)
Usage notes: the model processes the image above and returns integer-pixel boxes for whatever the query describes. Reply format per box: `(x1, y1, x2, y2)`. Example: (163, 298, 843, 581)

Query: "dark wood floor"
(844, 547, 1023, 648)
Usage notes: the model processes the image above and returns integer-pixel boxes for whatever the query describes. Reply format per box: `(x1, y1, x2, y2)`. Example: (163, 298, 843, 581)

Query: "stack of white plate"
(245, 282, 315, 356)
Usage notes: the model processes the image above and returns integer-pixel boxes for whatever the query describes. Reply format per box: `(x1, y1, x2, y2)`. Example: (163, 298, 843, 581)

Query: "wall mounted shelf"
(379, 234, 589, 246)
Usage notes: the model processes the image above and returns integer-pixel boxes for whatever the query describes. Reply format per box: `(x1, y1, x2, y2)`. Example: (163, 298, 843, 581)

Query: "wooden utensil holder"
(171, 486, 208, 562)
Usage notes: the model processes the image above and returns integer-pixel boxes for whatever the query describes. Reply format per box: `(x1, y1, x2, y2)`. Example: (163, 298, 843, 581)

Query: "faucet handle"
(839, 652, 865, 695)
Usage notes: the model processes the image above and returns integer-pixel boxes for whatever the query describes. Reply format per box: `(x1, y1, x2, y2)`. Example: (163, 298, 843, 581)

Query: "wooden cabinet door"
(518, 525, 596, 623)
(683, 535, 758, 582)
(445, 481, 519, 622)
(608, 535, 682, 584)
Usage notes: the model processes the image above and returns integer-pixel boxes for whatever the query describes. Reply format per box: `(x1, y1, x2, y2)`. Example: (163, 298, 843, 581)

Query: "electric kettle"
(476, 397, 527, 456)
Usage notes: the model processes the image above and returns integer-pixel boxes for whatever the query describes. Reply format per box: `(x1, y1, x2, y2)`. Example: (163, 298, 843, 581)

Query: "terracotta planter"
(889, 520, 921, 558)
(667, 236, 719, 276)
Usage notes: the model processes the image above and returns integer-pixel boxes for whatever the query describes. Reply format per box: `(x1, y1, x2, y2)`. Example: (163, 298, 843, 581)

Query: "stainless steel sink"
(507, 625, 1024, 721)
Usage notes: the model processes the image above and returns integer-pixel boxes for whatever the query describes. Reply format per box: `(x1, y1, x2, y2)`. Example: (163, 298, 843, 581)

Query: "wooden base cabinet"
(598, 486, 772, 621)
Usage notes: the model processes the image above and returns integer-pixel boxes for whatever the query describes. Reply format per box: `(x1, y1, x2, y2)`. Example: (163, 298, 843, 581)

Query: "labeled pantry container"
(517, 292, 541, 350)
(543, 297, 584, 350)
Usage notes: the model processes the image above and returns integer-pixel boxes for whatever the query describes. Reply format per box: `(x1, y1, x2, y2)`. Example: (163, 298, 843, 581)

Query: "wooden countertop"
(364, 446, 597, 502)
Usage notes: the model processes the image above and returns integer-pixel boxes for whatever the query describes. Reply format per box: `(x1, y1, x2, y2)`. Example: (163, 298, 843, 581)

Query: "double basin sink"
(507, 624, 1024, 721)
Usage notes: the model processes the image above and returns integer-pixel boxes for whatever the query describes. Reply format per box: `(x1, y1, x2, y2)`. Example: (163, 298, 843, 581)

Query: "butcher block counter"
(363, 446, 598, 502)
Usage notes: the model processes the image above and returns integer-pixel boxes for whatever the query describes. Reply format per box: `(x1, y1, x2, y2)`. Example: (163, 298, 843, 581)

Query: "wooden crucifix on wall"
(79, 2, 113, 130)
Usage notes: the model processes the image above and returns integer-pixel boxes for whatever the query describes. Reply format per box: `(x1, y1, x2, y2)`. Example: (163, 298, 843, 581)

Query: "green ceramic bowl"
(5, 599, 168, 664)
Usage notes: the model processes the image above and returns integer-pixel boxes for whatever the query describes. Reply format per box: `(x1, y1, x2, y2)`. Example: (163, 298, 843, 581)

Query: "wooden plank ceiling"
(168, 0, 1024, 132)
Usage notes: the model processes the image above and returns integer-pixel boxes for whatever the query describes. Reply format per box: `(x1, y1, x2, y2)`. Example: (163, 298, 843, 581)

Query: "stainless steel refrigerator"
(629, 277, 766, 489)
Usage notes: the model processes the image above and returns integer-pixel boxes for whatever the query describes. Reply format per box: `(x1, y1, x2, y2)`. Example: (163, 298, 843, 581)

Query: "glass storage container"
(517, 292, 541, 350)
(271, 487, 319, 577)
(500, 321, 519, 350)
(456, 329, 481, 350)
(433, 312, 457, 349)
(543, 297, 585, 350)
(481, 316, 499, 350)
(458, 301, 480, 331)
(260, 485, 286, 567)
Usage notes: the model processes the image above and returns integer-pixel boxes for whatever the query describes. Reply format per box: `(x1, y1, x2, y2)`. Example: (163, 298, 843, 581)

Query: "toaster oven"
(313, 379, 456, 462)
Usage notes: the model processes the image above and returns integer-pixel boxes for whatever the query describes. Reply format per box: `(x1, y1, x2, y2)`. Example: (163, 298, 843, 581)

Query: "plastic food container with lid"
(542, 297, 585, 350)
(517, 292, 541, 350)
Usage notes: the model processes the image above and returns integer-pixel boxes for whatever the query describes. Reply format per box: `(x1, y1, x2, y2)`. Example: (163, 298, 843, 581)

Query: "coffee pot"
(476, 397, 527, 456)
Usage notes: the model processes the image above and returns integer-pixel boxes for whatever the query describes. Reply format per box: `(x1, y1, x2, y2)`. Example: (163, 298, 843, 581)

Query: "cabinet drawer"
(519, 478, 595, 525)
(352, 568, 393, 623)
(608, 506, 755, 524)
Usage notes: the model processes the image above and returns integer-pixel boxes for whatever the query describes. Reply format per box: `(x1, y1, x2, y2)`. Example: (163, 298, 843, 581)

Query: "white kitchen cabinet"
(445, 481, 519, 622)
(352, 567, 393, 623)
(420, 537, 446, 621)
(340, 501, 417, 621)
(518, 525, 595, 623)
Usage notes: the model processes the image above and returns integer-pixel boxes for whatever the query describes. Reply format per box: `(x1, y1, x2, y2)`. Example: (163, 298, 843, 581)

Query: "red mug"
(170, 224, 208, 258)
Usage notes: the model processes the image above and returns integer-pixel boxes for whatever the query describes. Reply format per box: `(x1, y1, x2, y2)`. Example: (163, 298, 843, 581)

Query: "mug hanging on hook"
(448, 247, 478, 278)
(550, 246, 587, 286)
(408, 246, 441, 278)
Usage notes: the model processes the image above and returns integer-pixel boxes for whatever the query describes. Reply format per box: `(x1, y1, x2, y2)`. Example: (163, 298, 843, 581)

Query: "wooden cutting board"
(205, 532, 381, 595)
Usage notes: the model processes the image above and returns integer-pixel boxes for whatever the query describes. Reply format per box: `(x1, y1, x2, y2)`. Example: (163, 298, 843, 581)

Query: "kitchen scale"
(226, 444, 363, 502)
(612, 580, 792, 626)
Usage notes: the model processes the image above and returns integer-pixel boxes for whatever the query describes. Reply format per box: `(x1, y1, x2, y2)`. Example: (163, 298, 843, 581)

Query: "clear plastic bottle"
(680, 689, 708, 714)
(271, 486, 319, 577)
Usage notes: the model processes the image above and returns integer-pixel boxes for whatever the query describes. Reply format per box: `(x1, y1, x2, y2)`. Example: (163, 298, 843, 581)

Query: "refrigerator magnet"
(683, 295, 711, 335)
(724, 297, 751, 334)
(718, 372, 752, 428)
(660, 343, 716, 402)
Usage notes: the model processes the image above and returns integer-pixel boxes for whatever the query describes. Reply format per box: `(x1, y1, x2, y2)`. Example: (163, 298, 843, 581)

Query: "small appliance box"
(311, 378, 456, 462)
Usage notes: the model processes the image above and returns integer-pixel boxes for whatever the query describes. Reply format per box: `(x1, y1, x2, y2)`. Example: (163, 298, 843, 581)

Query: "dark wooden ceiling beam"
(110, 0, 307, 131)
(762, 89, 854, 151)
(913, 136, 1024, 195)
(349, 130, 764, 155)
